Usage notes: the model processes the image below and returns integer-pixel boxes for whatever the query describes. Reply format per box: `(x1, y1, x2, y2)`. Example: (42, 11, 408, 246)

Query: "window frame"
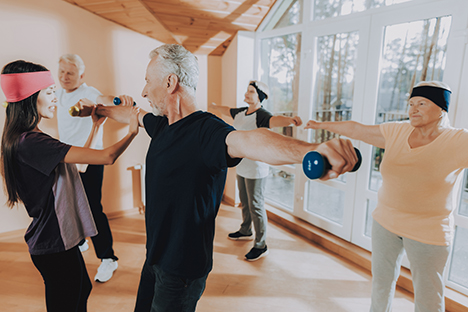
(255, 0, 468, 296)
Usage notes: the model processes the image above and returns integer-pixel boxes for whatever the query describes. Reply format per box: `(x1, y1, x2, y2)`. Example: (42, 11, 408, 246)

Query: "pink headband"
(1, 71, 55, 102)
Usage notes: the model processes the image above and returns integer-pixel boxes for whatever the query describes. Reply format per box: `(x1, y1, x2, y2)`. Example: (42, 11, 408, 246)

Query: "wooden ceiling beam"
(62, 0, 277, 55)
(142, 0, 274, 9)
(143, 3, 264, 24)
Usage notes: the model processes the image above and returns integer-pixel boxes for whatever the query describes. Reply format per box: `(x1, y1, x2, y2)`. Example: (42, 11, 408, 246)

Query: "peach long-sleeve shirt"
(373, 122, 468, 246)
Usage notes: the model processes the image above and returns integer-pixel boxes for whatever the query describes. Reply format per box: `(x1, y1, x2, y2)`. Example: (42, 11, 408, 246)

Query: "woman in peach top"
(305, 81, 468, 312)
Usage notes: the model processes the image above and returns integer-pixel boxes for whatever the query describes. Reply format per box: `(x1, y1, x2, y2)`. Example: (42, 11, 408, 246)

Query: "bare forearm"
(269, 116, 292, 128)
(65, 132, 137, 165)
(83, 124, 100, 149)
(227, 128, 316, 165)
(317, 121, 359, 136)
(96, 105, 147, 127)
(317, 121, 384, 148)
(104, 132, 137, 164)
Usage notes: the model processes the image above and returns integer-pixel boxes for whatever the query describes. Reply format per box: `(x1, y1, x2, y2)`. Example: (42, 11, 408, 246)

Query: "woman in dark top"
(0, 60, 139, 312)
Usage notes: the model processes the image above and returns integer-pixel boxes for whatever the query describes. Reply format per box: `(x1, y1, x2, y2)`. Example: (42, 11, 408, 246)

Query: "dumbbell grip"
(302, 147, 362, 180)
(113, 97, 136, 106)
(69, 105, 93, 117)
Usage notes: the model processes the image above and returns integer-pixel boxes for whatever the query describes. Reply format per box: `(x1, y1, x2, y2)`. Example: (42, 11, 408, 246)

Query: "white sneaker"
(79, 240, 89, 252)
(94, 259, 118, 283)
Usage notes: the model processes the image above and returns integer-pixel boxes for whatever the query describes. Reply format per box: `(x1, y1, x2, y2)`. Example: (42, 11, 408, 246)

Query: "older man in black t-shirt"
(92, 44, 358, 312)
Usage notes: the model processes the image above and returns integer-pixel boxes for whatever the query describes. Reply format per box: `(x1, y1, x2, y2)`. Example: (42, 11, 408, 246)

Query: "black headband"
(410, 85, 451, 112)
(249, 82, 268, 103)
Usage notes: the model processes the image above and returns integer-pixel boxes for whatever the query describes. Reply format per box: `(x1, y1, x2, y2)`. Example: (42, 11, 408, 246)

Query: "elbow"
(103, 152, 118, 166)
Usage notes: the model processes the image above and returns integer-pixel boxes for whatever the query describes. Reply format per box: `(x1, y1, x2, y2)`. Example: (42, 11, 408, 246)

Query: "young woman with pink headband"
(0, 60, 139, 312)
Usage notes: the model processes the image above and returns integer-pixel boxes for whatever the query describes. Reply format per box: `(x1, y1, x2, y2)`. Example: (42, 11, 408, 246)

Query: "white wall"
(0, 0, 210, 234)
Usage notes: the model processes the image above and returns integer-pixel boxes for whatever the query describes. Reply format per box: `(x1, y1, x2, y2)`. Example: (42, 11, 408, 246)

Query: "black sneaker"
(228, 231, 253, 241)
(245, 245, 269, 261)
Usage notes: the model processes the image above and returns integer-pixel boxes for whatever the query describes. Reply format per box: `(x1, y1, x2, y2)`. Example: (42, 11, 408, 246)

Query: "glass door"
(295, 17, 370, 240)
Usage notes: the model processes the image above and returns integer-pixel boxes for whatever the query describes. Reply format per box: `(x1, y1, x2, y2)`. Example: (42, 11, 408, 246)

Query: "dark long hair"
(1, 60, 48, 207)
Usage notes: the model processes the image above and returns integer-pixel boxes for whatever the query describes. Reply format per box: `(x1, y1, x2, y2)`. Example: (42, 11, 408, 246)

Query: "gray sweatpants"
(370, 220, 450, 312)
(237, 175, 267, 249)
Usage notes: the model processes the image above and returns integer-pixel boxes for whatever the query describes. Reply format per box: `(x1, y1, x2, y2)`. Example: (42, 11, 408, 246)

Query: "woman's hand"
(91, 105, 107, 127)
(305, 120, 322, 130)
(129, 106, 140, 136)
(291, 116, 302, 126)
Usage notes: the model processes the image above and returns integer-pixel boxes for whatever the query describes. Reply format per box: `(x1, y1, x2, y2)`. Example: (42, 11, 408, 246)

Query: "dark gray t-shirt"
(16, 131, 97, 255)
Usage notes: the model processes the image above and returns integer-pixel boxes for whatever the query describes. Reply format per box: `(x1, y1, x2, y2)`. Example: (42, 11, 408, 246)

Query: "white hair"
(439, 110, 451, 128)
(249, 80, 269, 99)
(149, 44, 198, 91)
(414, 80, 451, 91)
(59, 54, 85, 75)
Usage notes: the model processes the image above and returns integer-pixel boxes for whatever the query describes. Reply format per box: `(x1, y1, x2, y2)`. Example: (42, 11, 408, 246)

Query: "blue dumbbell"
(113, 97, 136, 106)
(302, 147, 362, 179)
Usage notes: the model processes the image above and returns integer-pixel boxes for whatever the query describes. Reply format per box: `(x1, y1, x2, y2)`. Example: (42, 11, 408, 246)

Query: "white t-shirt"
(56, 83, 103, 149)
(230, 107, 272, 179)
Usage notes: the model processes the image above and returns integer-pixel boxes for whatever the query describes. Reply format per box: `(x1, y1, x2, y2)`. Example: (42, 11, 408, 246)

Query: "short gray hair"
(59, 54, 85, 75)
(149, 44, 198, 91)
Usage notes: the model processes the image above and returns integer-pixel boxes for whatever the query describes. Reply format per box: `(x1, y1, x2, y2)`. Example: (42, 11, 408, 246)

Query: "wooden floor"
(0, 204, 415, 311)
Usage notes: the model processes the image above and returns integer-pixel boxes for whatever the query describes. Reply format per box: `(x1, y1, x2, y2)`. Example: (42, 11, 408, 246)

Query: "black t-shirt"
(143, 111, 241, 279)
(230, 106, 273, 129)
(16, 132, 97, 255)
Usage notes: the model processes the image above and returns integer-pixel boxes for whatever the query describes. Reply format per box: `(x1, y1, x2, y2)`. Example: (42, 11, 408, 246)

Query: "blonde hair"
(59, 54, 85, 76)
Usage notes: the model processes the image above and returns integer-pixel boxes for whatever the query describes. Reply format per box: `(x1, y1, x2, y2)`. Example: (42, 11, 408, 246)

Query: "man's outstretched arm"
(226, 128, 358, 180)
(75, 98, 148, 127)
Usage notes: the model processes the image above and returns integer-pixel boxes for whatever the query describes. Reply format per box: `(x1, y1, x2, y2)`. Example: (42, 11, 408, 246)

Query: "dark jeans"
(31, 246, 92, 312)
(80, 164, 117, 260)
(134, 260, 208, 312)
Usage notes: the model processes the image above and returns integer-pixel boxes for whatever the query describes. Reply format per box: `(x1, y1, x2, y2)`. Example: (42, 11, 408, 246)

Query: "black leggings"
(30, 246, 92, 312)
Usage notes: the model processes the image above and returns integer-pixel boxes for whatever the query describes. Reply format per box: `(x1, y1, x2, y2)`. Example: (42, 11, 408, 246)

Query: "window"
(313, 0, 413, 20)
(448, 226, 468, 289)
(306, 30, 360, 223)
(311, 31, 359, 144)
(370, 15, 452, 192)
(260, 33, 302, 211)
(263, 0, 303, 31)
(257, 0, 468, 298)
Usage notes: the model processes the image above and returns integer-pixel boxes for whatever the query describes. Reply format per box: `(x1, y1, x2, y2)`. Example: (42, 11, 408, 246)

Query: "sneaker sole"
(245, 249, 269, 262)
(94, 263, 118, 283)
(228, 236, 253, 241)
(94, 272, 114, 283)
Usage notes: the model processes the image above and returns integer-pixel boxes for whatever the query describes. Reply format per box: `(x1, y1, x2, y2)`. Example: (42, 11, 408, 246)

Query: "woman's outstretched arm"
(63, 106, 140, 165)
(305, 120, 385, 148)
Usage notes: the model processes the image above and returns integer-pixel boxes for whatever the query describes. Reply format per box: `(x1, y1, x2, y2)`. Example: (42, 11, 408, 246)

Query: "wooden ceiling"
(63, 0, 277, 56)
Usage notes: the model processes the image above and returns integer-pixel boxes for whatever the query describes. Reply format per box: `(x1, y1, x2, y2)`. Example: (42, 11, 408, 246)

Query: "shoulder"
(19, 131, 54, 144)
(79, 83, 102, 97)
(380, 121, 411, 134)
(231, 107, 248, 118)
(197, 112, 236, 138)
(255, 107, 273, 120)
(143, 113, 168, 135)
(444, 127, 468, 140)
(257, 107, 273, 116)
(204, 111, 233, 125)
(18, 131, 69, 154)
